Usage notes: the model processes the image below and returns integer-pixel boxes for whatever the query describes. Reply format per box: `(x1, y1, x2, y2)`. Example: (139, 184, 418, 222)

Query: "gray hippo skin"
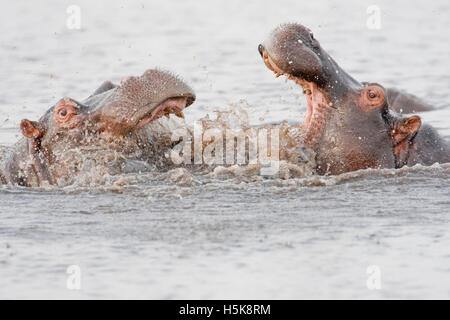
(258, 23, 449, 175)
(386, 88, 434, 113)
(0, 69, 195, 186)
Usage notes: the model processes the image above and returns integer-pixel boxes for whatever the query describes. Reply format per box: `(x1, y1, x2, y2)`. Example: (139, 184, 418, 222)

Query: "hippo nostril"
(258, 44, 264, 57)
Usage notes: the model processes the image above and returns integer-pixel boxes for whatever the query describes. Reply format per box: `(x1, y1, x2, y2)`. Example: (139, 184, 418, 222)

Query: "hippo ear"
(20, 119, 44, 139)
(392, 115, 422, 145)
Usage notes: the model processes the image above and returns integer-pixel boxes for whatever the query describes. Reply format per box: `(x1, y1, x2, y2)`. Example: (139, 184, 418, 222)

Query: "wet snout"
(93, 69, 196, 136)
(259, 23, 325, 83)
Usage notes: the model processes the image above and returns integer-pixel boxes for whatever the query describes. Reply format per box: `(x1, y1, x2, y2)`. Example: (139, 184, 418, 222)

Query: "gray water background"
(0, 0, 449, 299)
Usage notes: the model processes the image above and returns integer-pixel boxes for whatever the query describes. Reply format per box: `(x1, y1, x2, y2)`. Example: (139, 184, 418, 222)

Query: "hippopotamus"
(258, 23, 449, 175)
(0, 69, 195, 186)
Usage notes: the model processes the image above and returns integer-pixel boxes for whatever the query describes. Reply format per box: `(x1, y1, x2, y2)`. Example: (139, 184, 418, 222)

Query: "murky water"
(0, 0, 449, 299)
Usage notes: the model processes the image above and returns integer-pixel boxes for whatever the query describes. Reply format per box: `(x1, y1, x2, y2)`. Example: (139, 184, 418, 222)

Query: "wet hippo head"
(259, 23, 423, 174)
(22, 69, 195, 139)
(3, 69, 195, 186)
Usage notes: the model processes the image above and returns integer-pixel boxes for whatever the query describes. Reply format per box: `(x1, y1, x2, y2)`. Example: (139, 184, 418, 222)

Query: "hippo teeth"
(164, 107, 173, 118)
(262, 50, 286, 79)
(164, 107, 185, 119)
(136, 97, 187, 127)
(175, 112, 185, 119)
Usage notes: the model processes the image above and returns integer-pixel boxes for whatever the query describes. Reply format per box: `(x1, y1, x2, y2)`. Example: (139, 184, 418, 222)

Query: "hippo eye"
(309, 32, 314, 40)
(58, 108, 68, 117)
(359, 85, 386, 111)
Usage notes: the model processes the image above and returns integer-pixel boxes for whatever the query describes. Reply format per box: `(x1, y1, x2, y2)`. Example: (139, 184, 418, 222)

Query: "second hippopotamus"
(259, 23, 449, 175)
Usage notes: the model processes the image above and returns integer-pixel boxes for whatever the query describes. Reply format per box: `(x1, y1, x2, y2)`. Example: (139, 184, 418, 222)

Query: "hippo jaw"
(135, 96, 190, 129)
(259, 45, 335, 146)
(91, 70, 196, 137)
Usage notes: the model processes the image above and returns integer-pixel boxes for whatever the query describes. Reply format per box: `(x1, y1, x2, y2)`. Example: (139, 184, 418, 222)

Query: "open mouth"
(260, 46, 334, 145)
(136, 97, 189, 129)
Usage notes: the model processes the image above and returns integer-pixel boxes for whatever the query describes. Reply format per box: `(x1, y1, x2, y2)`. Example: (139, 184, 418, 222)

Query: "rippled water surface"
(0, 0, 449, 299)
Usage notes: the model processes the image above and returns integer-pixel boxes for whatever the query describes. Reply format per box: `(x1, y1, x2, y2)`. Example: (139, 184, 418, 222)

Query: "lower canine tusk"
(175, 112, 185, 119)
